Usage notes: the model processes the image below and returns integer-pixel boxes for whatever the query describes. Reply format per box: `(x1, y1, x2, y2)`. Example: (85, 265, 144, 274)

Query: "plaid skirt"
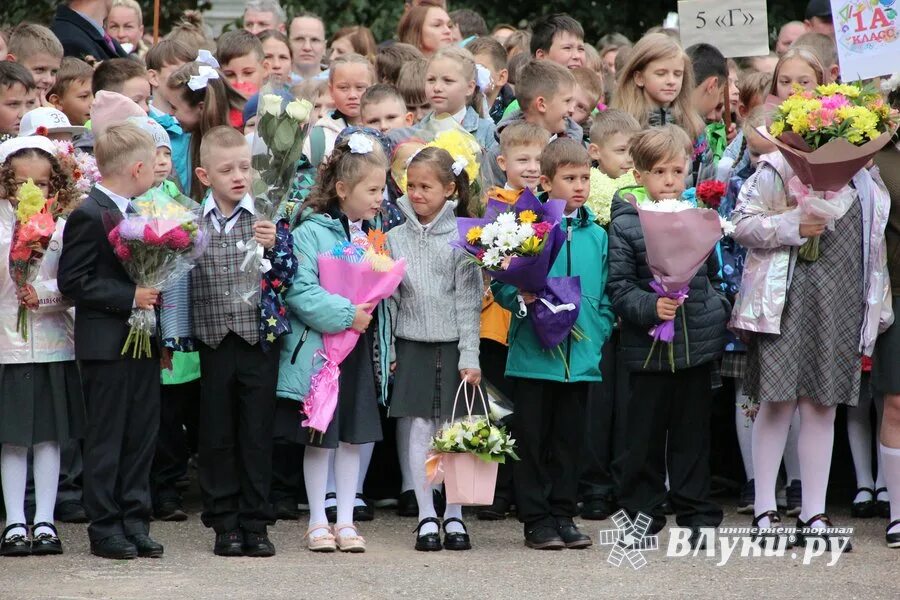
(745, 200, 863, 407)
(721, 352, 747, 380)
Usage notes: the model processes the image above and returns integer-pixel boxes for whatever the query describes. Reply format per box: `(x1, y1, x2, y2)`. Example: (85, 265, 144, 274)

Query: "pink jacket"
(729, 153, 893, 355)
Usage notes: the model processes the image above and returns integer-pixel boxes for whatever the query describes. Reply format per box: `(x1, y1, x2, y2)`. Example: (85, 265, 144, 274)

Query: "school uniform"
(50, 4, 128, 63)
(191, 193, 296, 534)
(57, 185, 160, 544)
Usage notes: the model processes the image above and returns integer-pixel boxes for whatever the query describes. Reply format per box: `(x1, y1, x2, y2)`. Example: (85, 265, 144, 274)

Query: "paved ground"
(2, 497, 897, 600)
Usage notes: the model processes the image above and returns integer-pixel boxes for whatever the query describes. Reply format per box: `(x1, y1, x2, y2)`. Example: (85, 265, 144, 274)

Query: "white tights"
(1, 442, 59, 539)
(305, 443, 361, 537)
(405, 417, 464, 535)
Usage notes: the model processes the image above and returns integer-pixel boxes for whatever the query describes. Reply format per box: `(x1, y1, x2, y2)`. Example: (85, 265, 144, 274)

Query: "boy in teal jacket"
(492, 139, 614, 550)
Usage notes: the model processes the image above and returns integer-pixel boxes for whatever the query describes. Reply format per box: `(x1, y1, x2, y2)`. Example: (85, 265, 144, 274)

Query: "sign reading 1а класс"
(677, 0, 770, 58)
(831, 0, 900, 81)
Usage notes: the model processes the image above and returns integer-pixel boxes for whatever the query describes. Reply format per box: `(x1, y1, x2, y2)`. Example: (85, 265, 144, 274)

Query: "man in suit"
(58, 123, 163, 559)
(51, 0, 129, 64)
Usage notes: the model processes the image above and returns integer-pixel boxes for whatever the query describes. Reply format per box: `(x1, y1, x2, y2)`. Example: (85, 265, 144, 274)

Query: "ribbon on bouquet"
(648, 281, 689, 343)
(236, 238, 272, 274)
(786, 176, 856, 229)
(514, 294, 578, 318)
(301, 349, 341, 442)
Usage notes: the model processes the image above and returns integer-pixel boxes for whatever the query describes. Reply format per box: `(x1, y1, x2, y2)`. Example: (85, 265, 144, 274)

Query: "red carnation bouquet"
(106, 188, 207, 357)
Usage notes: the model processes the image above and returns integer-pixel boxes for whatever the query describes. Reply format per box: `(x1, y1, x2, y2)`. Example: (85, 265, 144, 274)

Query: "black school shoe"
(214, 529, 244, 557)
(354, 494, 375, 522)
(30, 523, 63, 556)
(127, 534, 164, 558)
(91, 535, 138, 560)
(414, 517, 442, 551)
(154, 499, 188, 522)
(555, 517, 592, 549)
(886, 519, 900, 548)
(581, 494, 615, 521)
(442, 518, 471, 551)
(242, 529, 276, 557)
(795, 513, 852, 553)
(876, 487, 891, 518)
(324, 492, 337, 524)
(785, 480, 802, 517)
(477, 496, 511, 521)
(56, 500, 89, 524)
(273, 498, 301, 521)
(0, 524, 30, 557)
(851, 487, 877, 519)
(397, 490, 418, 517)
(524, 522, 565, 550)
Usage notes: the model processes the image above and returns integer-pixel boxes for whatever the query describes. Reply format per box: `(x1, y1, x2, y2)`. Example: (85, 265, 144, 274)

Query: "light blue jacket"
(276, 209, 392, 404)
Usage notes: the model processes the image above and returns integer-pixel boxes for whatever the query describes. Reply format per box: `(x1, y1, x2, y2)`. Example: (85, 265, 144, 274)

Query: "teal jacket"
(149, 107, 192, 193)
(491, 205, 615, 382)
(276, 209, 392, 404)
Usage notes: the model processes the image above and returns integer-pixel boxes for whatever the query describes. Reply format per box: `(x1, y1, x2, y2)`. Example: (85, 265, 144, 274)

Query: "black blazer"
(58, 186, 138, 361)
(51, 5, 127, 63)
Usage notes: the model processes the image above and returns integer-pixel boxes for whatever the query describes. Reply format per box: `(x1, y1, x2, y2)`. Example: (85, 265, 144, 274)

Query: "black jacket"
(51, 5, 128, 63)
(606, 192, 730, 372)
(58, 187, 139, 361)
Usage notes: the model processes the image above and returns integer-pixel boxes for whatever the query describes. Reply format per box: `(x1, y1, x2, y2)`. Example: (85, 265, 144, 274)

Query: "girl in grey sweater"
(386, 147, 483, 552)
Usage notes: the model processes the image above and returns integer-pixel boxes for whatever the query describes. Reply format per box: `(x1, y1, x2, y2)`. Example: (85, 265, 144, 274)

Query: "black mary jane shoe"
(397, 490, 418, 517)
(353, 494, 375, 522)
(0, 524, 31, 557)
(886, 519, 900, 549)
(442, 517, 472, 551)
(414, 517, 442, 552)
(751, 510, 793, 549)
(851, 487, 877, 519)
(30, 523, 63, 556)
(875, 487, 891, 518)
(795, 513, 852, 553)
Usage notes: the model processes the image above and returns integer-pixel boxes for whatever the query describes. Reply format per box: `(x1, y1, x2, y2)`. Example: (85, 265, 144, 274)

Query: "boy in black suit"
(51, 0, 128, 65)
(58, 123, 161, 560)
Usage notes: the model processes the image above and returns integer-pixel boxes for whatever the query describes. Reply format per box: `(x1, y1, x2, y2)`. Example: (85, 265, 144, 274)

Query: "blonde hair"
(428, 46, 485, 116)
(111, 0, 143, 21)
(572, 67, 604, 108)
(329, 53, 376, 86)
(611, 33, 704, 140)
(499, 122, 550, 155)
(629, 124, 692, 172)
(199, 125, 248, 168)
(768, 47, 826, 97)
(589, 108, 641, 146)
(8, 23, 63, 60)
(583, 44, 604, 75)
(95, 123, 156, 177)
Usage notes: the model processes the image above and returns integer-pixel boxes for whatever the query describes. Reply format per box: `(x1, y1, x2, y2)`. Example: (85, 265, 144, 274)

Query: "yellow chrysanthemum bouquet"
(767, 82, 898, 260)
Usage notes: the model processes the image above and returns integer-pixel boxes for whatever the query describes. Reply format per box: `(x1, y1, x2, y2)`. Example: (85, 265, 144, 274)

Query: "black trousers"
(480, 340, 514, 504)
(80, 358, 160, 542)
(270, 441, 305, 504)
(618, 364, 723, 528)
(510, 377, 588, 526)
(198, 334, 277, 534)
(579, 334, 618, 499)
(151, 379, 200, 505)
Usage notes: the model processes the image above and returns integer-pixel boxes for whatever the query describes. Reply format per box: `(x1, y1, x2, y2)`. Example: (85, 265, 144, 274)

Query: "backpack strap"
(309, 126, 326, 167)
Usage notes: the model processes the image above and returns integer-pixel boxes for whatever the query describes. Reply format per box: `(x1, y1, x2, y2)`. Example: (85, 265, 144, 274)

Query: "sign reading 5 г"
(678, 0, 770, 57)
(832, 0, 900, 80)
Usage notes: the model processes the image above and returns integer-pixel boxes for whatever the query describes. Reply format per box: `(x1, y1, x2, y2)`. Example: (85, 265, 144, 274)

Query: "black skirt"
(0, 361, 85, 446)
(275, 327, 382, 449)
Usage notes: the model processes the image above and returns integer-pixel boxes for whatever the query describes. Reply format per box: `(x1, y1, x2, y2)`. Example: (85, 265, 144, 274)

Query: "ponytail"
(407, 146, 471, 217)
(302, 134, 388, 216)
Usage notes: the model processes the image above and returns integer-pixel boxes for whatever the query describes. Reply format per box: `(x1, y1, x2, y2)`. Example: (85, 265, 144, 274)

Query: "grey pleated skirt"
(389, 338, 485, 422)
(0, 361, 85, 446)
(746, 200, 864, 407)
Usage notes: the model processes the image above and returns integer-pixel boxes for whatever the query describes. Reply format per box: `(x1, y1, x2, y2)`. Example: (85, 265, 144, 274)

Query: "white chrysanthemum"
(480, 222, 499, 246)
(482, 247, 502, 268)
(495, 211, 517, 227)
(517, 222, 534, 241)
(641, 198, 697, 212)
(720, 216, 735, 236)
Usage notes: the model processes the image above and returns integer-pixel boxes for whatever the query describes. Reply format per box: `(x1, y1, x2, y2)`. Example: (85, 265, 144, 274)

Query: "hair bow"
(474, 64, 493, 94)
(348, 132, 374, 154)
(451, 156, 468, 176)
(197, 49, 220, 69)
(188, 65, 220, 91)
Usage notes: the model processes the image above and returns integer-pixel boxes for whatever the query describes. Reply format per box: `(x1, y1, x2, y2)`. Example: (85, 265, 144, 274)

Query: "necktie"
(102, 32, 117, 55)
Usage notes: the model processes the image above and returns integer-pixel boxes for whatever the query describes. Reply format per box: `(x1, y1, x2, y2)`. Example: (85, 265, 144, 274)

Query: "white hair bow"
(451, 156, 468, 176)
(474, 64, 493, 93)
(197, 49, 220, 69)
(188, 65, 221, 91)
(348, 132, 374, 154)
(882, 72, 900, 94)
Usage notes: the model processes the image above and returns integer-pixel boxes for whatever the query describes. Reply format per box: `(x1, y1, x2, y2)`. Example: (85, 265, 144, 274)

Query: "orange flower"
(367, 228, 388, 255)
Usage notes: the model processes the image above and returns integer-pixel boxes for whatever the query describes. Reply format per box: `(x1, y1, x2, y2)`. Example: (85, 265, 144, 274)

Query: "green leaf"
(274, 117, 296, 153)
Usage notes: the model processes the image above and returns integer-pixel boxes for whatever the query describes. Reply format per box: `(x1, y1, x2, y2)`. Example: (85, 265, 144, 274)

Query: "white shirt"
(564, 209, 579, 218)
(203, 193, 255, 234)
(452, 107, 467, 124)
(95, 184, 131, 215)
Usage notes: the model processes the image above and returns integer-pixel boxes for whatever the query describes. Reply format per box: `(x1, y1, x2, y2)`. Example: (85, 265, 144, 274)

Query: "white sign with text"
(678, 0, 770, 58)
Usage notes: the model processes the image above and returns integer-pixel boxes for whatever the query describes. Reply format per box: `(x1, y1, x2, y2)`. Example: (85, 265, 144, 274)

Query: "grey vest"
(191, 211, 260, 348)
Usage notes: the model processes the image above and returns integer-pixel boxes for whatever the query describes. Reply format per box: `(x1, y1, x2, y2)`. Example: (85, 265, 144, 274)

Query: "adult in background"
(397, 4, 453, 57)
(51, 0, 129, 64)
(775, 21, 806, 55)
(804, 0, 835, 39)
(243, 0, 287, 35)
(289, 13, 327, 80)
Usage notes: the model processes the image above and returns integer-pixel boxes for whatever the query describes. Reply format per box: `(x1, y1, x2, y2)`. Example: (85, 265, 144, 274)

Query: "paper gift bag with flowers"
(763, 83, 898, 261)
(426, 383, 518, 506)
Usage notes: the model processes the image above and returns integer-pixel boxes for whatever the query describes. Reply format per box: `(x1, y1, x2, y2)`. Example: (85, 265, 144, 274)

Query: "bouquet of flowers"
(766, 82, 898, 260)
(695, 180, 727, 210)
(8, 180, 67, 340)
(302, 230, 406, 439)
(240, 89, 314, 303)
(106, 188, 207, 358)
(587, 167, 637, 226)
(426, 383, 518, 505)
(51, 140, 101, 199)
(633, 198, 731, 371)
(453, 189, 583, 356)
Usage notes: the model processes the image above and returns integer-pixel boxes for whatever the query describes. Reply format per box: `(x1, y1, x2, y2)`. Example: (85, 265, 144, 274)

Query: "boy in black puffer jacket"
(607, 125, 729, 546)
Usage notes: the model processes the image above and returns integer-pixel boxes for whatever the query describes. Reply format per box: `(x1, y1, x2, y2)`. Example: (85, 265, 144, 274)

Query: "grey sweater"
(386, 196, 483, 371)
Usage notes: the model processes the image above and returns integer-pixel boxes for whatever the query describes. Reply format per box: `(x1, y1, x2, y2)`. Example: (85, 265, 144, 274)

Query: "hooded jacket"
(607, 188, 730, 371)
(386, 196, 483, 371)
(302, 111, 349, 167)
(491, 205, 615, 382)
